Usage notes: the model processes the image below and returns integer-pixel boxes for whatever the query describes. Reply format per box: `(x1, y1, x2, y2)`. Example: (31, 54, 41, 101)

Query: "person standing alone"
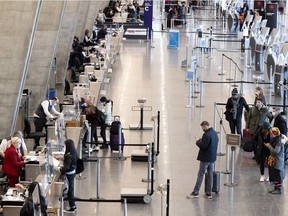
(187, 121, 218, 199)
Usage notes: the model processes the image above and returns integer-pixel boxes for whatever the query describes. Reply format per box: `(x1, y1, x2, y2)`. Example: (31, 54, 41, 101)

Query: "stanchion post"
(213, 102, 217, 131)
(196, 80, 204, 108)
(227, 60, 233, 81)
(232, 64, 238, 87)
(118, 123, 122, 158)
(222, 137, 231, 174)
(124, 198, 128, 216)
(217, 109, 225, 156)
(156, 111, 160, 156)
(224, 146, 238, 187)
(166, 179, 170, 216)
(97, 159, 101, 199)
(269, 65, 273, 89)
(218, 54, 225, 75)
(88, 125, 91, 158)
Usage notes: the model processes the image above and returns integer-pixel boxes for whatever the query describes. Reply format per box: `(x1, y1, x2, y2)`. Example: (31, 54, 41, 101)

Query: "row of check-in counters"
(1, 21, 126, 216)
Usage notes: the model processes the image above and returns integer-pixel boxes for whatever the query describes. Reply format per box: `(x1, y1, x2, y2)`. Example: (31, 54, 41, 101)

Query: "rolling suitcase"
(205, 171, 220, 193)
(110, 133, 125, 152)
(109, 116, 125, 151)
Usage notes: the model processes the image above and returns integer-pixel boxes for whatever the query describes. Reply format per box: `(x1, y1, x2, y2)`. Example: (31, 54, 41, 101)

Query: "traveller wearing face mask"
(33, 97, 61, 150)
(0, 131, 27, 159)
(2, 137, 26, 187)
(254, 86, 266, 106)
(247, 99, 273, 135)
(264, 127, 284, 194)
(187, 121, 218, 199)
(225, 88, 250, 136)
(271, 107, 287, 136)
(247, 99, 273, 160)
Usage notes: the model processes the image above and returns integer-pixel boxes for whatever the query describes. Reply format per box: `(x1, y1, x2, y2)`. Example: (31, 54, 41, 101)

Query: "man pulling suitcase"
(187, 121, 219, 199)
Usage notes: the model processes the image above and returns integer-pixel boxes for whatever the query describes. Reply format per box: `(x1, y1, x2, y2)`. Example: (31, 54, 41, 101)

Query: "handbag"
(76, 158, 85, 174)
(267, 155, 276, 167)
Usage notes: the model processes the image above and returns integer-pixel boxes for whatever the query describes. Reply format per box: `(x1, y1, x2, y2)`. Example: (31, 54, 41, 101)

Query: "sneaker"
(64, 206, 77, 213)
(92, 145, 99, 151)
(265, 176, 269, 182)
(271, 189, 282, 195)
(186, 191, 199, 199)
(100, 145, 109, 149)
(205, 193, 212, 199)
(260, 175, 265, 182)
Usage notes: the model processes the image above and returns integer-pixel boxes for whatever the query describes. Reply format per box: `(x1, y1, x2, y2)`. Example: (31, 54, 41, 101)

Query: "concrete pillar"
(25, 0, 65, 114)
(56, 1, 81, 84)
(0, 1, 38, 137)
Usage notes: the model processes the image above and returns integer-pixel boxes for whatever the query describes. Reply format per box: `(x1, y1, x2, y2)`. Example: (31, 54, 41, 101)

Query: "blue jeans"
(66, 173, 76, 208)
(193, 161, 214, 194)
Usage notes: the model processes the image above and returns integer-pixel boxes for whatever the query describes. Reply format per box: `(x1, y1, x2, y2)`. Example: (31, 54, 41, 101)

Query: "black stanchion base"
(226, 78, 233, 81)
(114, 157, 128, 161)
(218, 73, 225, 76)
(221, 170, 231, 174)
(194, 91, 200, 94)
(217, 152, 225, 156)
(231, 84, 238, 87)
(192, 96, 198, 98)
(196, 105, 205, 108)
(224, 182, 238, 187)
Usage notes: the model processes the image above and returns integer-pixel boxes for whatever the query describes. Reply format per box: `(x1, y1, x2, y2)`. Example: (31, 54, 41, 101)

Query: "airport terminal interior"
(1, 0, 288, 215)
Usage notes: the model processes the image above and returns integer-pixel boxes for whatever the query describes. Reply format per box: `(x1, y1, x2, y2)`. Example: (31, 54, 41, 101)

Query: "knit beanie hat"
(262, 121, 271, 130)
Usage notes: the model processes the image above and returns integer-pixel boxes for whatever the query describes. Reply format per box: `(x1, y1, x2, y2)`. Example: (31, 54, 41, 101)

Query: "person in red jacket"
(2, 137, 25, 187)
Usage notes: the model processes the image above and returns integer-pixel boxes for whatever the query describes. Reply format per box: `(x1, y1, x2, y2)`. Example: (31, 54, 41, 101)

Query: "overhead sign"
(144, 0, 153, 39)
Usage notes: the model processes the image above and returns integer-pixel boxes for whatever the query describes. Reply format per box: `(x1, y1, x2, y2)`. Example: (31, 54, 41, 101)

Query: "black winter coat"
(225, 96, 249, 120)
(274, 115, 287, 136)
(196, 128, 218, 162)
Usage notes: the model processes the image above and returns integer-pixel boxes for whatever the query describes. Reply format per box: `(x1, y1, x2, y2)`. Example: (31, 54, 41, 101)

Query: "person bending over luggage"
(271, 107, 287, 136)
(2, 137, 25, 187)
(265, 127, 285, 194)
(85, 104, 100, 151)
(225, 88, 250, 136)
(252, 121, 271, 182)
(187, 121, 218, 199)
(33, 97, 61, 150)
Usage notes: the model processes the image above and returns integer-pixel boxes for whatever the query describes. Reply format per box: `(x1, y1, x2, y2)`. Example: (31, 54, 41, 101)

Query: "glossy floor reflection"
(66, 9, 288, 216)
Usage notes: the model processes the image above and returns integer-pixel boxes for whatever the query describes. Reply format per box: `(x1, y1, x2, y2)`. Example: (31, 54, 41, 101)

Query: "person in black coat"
(272, 107, 287, 136)
(97, 24, 108, 42)
(187, 121, 218, 199)
(60, 139, 77, 213)
(225, 88, 250, 136)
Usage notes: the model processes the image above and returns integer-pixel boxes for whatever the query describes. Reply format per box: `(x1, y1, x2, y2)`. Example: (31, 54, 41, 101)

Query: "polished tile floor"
(67, 7, 288, 216)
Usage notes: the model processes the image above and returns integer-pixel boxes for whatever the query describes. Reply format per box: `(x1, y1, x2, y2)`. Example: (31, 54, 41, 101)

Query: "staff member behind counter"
(2, 137, 26, 187)
(0, 131, 27, 159)
(33, 97, 61, 150)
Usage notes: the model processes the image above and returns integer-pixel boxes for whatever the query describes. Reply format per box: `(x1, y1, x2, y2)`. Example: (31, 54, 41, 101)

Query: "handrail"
(11, 0, 43, 135)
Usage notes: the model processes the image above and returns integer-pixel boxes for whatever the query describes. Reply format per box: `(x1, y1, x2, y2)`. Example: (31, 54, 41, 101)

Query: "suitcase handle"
(113, 115, 120, 121)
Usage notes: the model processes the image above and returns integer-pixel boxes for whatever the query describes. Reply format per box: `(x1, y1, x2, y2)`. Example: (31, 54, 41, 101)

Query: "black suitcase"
(205, 171, 220, 193)
(110, 116, 121, 135)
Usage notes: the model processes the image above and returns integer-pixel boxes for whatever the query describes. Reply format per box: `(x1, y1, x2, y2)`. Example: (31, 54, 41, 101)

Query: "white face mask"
(17, 143, 21, 149)
(255, 90, 260, 96)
